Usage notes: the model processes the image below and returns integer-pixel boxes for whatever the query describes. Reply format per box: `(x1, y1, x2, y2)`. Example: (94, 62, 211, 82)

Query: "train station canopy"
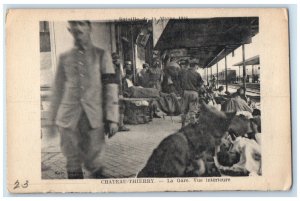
(154, 17, 259, 68)
(233, 55, 260, 66)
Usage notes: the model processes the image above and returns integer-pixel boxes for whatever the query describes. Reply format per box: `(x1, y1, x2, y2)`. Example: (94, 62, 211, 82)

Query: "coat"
(50, 44, 119, 130)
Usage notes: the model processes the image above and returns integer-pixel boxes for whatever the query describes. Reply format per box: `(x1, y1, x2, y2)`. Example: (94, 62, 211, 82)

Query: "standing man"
(180, 59, 204, 127)
(124, 61, 133, 72)
(148, 59, 162, 90)
(138, 63, 149, 87)
(211, 75, 217, 90)
(49, 21, 119, 179)
(111, 53, 130, 132)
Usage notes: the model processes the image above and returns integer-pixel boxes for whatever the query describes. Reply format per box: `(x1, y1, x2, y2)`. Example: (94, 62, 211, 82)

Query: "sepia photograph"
(6, 8, 291, 193)
(40, 17, 261, 179)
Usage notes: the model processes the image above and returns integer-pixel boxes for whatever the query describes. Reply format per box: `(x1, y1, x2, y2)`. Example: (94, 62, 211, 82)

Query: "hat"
(179, 59, 188, 65)
(189, 58, 198, 65)
(143, 63, 149, 68)
(68, 20, 91, 27)
(125, 61, 132, 65)
(111, 52, 120, 60)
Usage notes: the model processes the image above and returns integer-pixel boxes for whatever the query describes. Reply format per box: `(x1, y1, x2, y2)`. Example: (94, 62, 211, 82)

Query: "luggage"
(127, 86, 160, 98)
(123, 100, 152, 125)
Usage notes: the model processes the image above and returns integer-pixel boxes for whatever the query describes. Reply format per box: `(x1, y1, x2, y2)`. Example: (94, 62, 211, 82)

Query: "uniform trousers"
(58, 112, 105, 179)
(181, 90, 199, 126)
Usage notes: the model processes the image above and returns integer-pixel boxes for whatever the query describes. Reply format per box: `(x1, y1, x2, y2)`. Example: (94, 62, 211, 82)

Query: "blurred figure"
(49, 21, 119, 179)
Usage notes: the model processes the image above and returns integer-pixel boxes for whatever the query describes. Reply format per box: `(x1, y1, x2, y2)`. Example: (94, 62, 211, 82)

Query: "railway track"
(228, 83, 260, 95)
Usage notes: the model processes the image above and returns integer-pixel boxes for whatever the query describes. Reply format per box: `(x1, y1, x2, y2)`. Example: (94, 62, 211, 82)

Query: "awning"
(233, 55, 260, 66)
(154, 17, 259, 68)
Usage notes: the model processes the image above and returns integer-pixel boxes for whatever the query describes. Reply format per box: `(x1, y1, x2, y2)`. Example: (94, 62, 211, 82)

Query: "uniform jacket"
(180, 68, 204, 92)
(50, 44, 119, 129)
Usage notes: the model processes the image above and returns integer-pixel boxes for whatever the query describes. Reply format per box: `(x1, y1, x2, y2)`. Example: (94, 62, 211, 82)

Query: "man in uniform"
(49, 21, 119, 179)
(138, 63, 149, 87)
(180, 58, 204, 127)
(124, 61, 133, 72)
(148, 59, 162, 90)
(111, 52, 130, 132)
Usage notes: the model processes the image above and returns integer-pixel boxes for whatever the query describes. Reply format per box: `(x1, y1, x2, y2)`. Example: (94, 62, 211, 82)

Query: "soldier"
(180, 59, 204, 127)
(111, 53, 130, 132)
(124, 61, 133, 72)
(138, 63, 149, 87)
(49, 21, 119, 179)
(148, 60, 162, 90)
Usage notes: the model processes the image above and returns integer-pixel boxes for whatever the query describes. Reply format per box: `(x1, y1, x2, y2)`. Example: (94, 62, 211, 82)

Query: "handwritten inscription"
(14, 180, 29, 190)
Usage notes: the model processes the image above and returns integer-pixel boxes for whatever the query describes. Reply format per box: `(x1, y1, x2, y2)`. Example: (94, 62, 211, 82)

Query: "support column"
(109, 23, 117, 53)
(252, 65, 254, 83)
(242, 44, 246, 89)
(206, 67, 209, 86)
(216, 62, 219, 88)
(239, 66, 241, 83)
(130, 24, 136, 84)
(49, 21, 57, 74)
(225, 54, 228, 93)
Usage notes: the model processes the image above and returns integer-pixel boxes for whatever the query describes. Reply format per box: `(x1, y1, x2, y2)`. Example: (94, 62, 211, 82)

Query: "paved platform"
(41, 116, 181, 179)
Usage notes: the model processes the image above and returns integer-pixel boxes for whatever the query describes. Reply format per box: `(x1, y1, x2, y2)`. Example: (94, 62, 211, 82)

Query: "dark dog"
(137, 103, 235, 177)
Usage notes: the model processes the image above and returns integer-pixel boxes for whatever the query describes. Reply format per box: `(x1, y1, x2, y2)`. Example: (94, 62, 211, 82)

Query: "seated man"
(216, 135, 261, 176)
(215, 114, 262, 176)
(221, 93, 253, 113)
(231, 87, 248, 103)
(213, 86, 228, 104)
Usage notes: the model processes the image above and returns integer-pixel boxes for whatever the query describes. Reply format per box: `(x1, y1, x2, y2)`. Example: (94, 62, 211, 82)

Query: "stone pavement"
(41, 116, 181, 179)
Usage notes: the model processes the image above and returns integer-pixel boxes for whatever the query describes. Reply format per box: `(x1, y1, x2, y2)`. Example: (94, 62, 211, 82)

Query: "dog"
(137, 102, 235, 177)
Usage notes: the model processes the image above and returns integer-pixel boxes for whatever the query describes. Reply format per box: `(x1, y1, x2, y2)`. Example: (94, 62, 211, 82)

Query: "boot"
(119, 126, 130, 132)
(67, 170, 84, 179)
(92, 168, 108, 179)
(119, 114, 130, 132)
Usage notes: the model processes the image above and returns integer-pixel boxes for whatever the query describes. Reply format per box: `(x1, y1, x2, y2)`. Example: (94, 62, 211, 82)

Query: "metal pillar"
(206, 67, 209, 86)
(130, 24, 136, 84)
(239, 66, 241, 83)
(242, 44, 246, 89)
(225, 54, 228, 92)
(216, 62, 219, 88)
(252, 65, 254, 83)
